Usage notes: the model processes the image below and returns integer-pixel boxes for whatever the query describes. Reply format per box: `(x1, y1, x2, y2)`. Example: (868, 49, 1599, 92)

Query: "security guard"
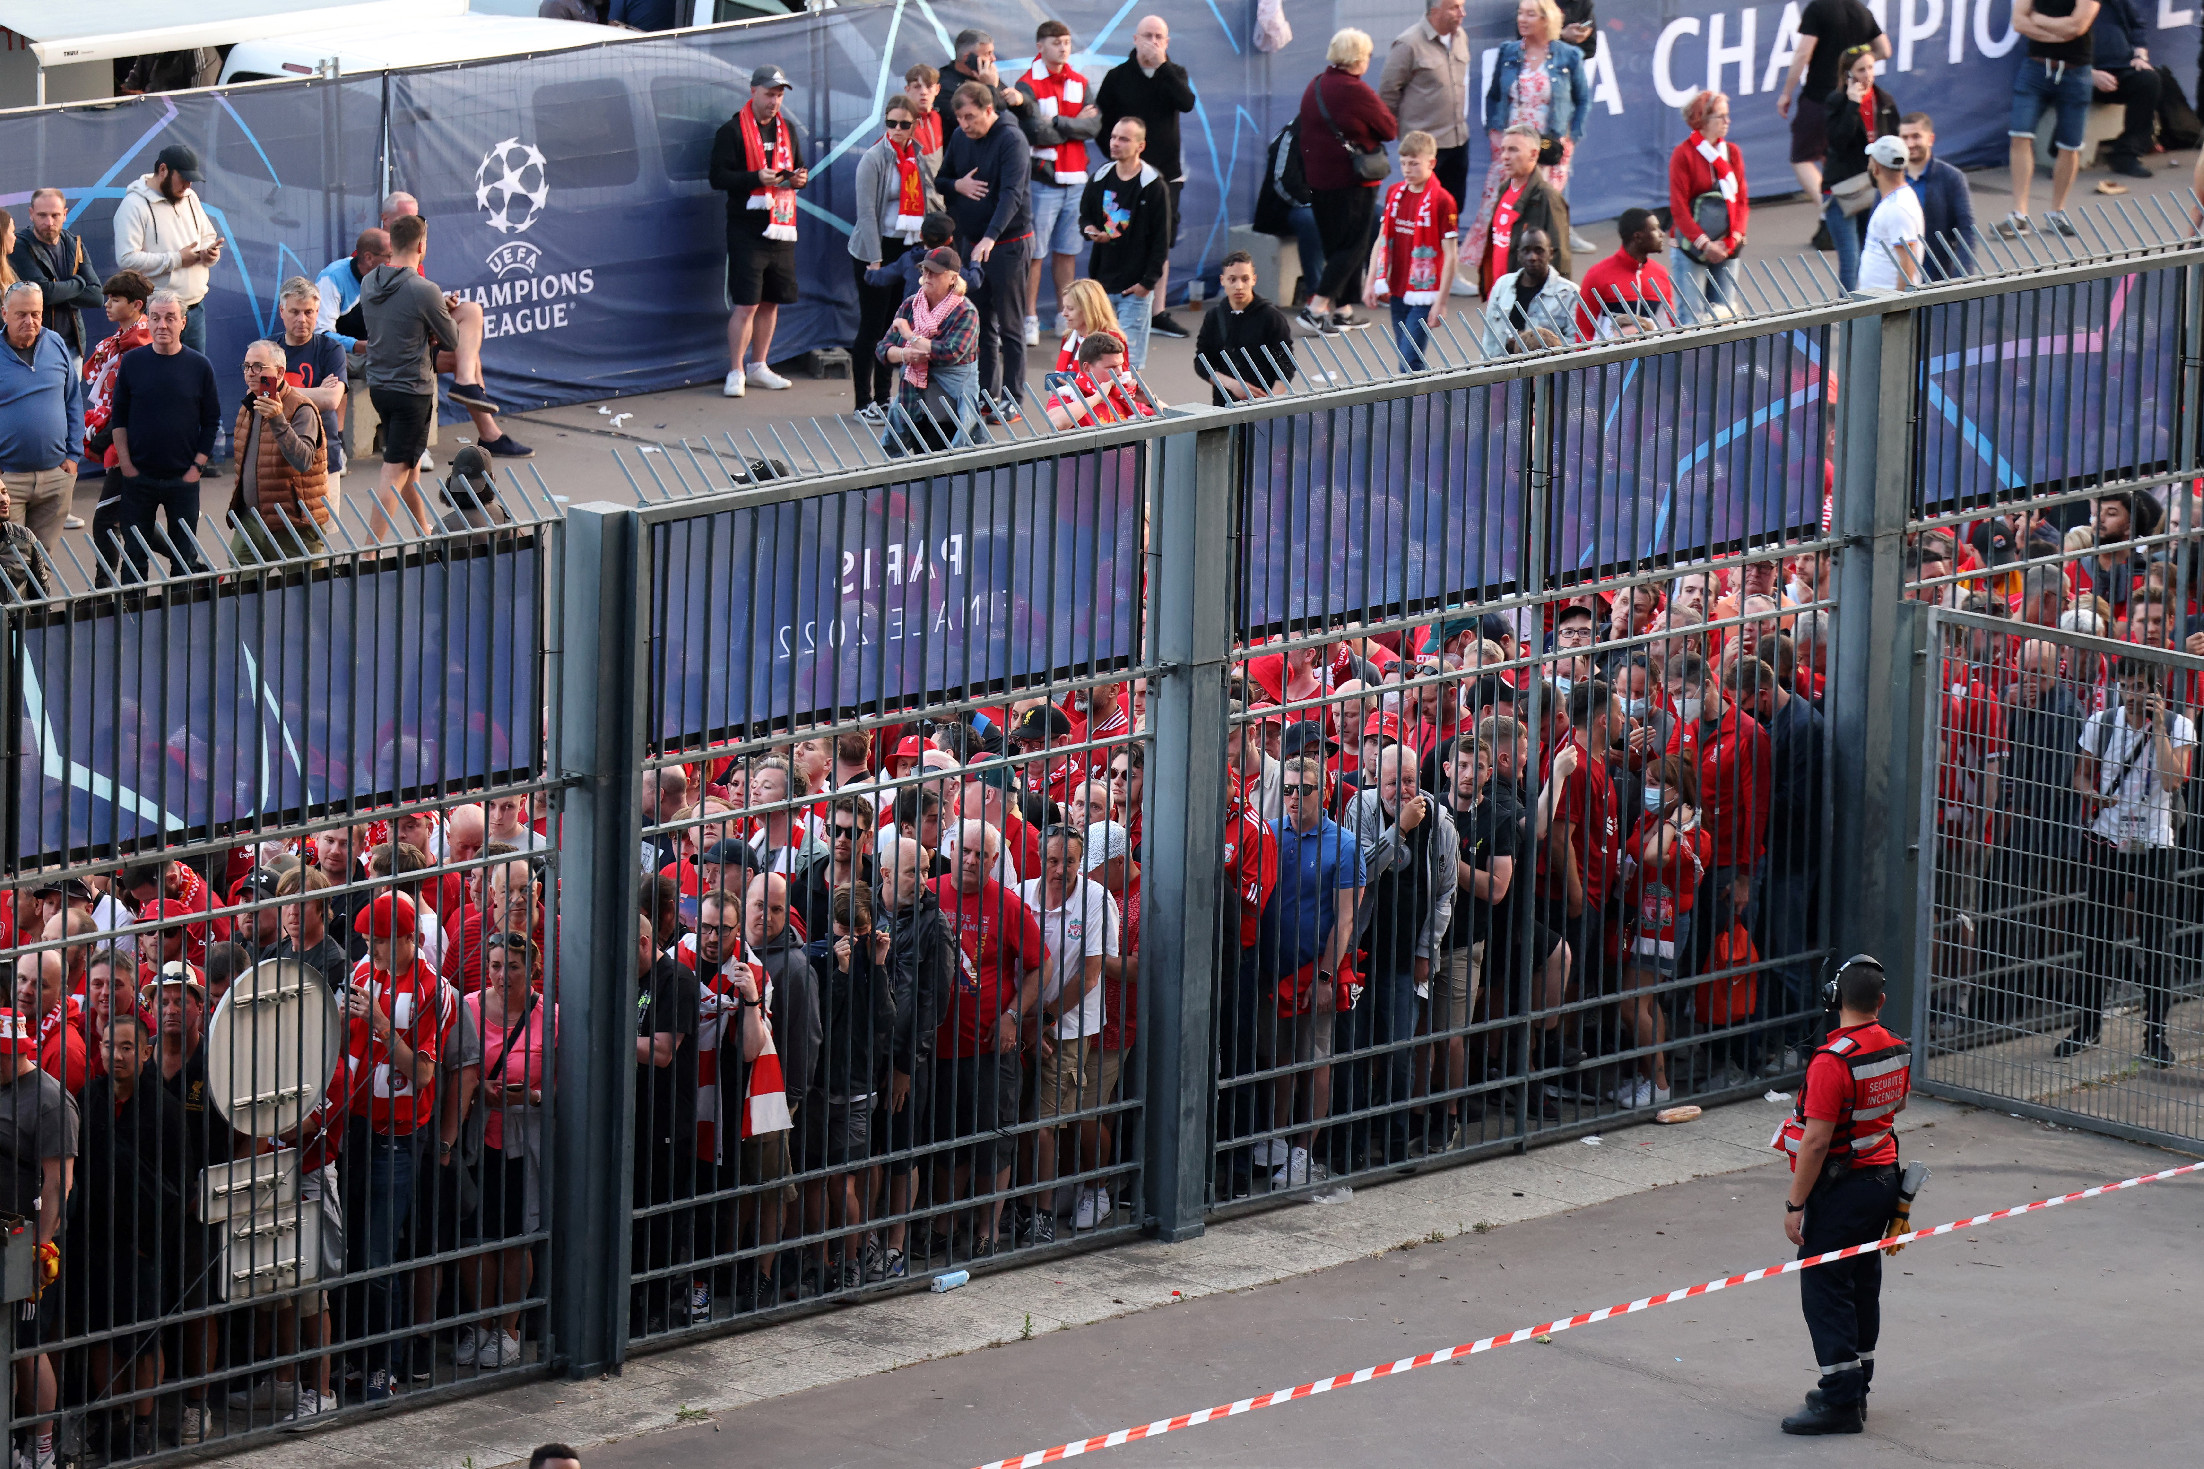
(1773, 954, 1911, 1435)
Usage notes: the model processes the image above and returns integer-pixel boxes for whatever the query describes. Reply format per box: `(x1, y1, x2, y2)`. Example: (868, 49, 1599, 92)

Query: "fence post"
(1828, 304, 1926, 1025)
(548, 503, 646, 1377)
(1141, 419, 1234, 1242)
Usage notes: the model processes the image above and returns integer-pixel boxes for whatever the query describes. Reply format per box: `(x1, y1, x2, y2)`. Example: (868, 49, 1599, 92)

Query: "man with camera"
(228, 338, 330, 563)
(2065, 657, 2194, 1068)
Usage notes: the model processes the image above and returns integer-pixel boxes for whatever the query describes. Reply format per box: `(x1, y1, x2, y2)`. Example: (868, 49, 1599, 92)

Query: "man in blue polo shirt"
(1257, 754, 1365, 1191)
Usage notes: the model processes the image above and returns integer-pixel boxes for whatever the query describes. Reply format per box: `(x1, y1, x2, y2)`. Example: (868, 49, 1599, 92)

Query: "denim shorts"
(1031, 180, 1085, 257)
(2008, 57, 2094, 152)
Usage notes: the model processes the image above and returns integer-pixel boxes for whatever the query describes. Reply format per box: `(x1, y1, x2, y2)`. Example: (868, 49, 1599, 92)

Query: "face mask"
(1622, 697, 1649, 719)
(1677, 697, 1704, 723)
(1552, 676, 1575, 697)
(1643, 783, 1665, 812)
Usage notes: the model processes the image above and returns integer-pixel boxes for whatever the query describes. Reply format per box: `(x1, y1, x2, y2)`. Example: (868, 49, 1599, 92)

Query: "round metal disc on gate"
(204, 959, 343, 1137)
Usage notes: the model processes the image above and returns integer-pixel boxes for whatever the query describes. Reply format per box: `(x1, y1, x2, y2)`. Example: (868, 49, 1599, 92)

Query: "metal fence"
(7, 223, 2204, 1462)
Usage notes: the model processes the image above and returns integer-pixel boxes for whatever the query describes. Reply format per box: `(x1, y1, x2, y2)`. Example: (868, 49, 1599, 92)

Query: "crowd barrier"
(1, 232, 2200, 1463)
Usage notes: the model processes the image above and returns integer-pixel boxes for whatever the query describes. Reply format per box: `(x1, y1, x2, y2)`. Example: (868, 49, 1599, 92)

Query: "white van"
(219, 13, 624, 84)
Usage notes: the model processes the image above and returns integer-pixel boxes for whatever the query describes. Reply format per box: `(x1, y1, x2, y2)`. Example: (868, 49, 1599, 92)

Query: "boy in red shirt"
(1046, 334, 1159, 428)
(1368, 130, 1459, 371)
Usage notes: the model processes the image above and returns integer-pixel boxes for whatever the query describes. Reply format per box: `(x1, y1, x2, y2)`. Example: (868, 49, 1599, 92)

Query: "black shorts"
(415, 1149, 472, 1255)
(371, 387, 434, 466)
(929, 1053, 1019, 1176)
(1789, 93, 1830, 165)
(876, 1063, 930, 1159)
(469, 1145, 532, 1243)
(14, 1293, 59, 1352)
(728, 235, 801, 307)
(1167, 177, 1185, 247)
(795, 1091, 876, 1169)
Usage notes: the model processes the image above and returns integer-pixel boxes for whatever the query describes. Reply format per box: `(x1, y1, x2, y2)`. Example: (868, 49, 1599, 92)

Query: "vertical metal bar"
(1828, 299, 1924, 1025)
(548, 501, 645, 1375)
(1142, 421, 1234, 1241)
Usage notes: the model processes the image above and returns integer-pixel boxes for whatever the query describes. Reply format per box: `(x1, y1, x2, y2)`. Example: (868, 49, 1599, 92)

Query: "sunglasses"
(1280, 783, 1314, 796)
(885, 119, 915, 130)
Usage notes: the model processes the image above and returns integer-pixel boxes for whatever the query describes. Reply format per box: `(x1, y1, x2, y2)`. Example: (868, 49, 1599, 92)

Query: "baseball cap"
(892, 735, 937, 761)
(751, 64, 794, 90)
(445, 444, 497, 507)
(1280, 720, 1339, 757)
(1478, 613, 1516, 645)
(353, 892, 418, 939)
(156, 143, 203, 181)
(1437, 617, 1482, 648)
(699, 838, 767, 874)
(29, 875, 95, 902)
(963, 756, 1018, 795)
(241, 867, 285, 901)
(0, 1011, 35, 1058)
(1361, 711, 1404, 744)
(1866, 135, 1908, 170)
(1967, 519, 2018, 569)
(1011, 705, 1073, 744)
(1082, 821, 1130, 870)
(143, 960, 206, 1004)
(920, 246, 964, 275)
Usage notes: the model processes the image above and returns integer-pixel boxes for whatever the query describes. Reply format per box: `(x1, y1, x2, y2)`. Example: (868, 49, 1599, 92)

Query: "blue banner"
(12, 546, 541, 861)
(649, 446, 1144, 739)
(1915, 265, 2183, 506)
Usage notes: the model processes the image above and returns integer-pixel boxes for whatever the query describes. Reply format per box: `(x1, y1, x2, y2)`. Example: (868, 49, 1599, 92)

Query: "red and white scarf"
(1026, 59, 1091, 184)
(911, 111, 943, 156)
(1689, 131, 1745, 248)
(890, 134, 927, 242)
(901, 286, 963, 390)
(1379, 181, 1449, 305)
(741, 104, 798, 241)
(38, 995, 81, 1046)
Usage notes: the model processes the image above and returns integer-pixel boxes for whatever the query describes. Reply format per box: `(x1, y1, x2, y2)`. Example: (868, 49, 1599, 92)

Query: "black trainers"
(1297, 305, 1337, 335)
(2109, 154, 2152, 179)
(2143, 1032, 2176, 1069)
(448, 382, 500, 413)
(481, 433, 534, 459)
(2052, 1030, 2098, 1059)
(1149, 310, 1190, 339)
(1810, 220, 1834, 251)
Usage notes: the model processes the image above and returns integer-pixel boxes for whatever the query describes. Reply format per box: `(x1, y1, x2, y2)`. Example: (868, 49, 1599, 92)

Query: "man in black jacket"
(942, 83, 1034, 411)
(10, 191, 104, 360)
(1094, 16, 1196, 336)
(1194, 251, 1296, 404)
(872, 831, 951, 1280)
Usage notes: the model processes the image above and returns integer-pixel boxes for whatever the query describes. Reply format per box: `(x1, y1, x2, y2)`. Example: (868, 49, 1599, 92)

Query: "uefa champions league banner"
(648, 446, 1145, 738)
(12, 546, 541, 862)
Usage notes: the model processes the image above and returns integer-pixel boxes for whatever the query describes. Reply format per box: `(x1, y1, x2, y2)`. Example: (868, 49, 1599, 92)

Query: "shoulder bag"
(1316, 75, 1392, 183)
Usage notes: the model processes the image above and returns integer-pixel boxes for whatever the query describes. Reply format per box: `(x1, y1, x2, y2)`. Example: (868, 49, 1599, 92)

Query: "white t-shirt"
(1859, 187, 1925, 292)
(1017, 876, 1118, 1041)
(2081, 706, 2196, 850)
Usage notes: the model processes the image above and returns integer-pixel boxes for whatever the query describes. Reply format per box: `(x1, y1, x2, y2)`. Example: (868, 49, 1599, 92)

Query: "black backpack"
(1253, 115, 1311, 236)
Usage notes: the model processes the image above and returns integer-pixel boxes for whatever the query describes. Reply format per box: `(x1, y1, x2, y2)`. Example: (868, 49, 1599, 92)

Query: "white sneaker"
(452, 1325, 482, 1366)
(1052, 314, 1069, 335)
(722, 370, 747, 398)
(1073, 1185, 1113, 1229)
(417, 450, 434, 471)
(1449, 274, 1479, 298)
(178, 1401, 211, 1445)
(1250, 1139, 1278, 1166)
(476, 1330, 524, 1368)
(1652, 1084, 1673, 1104)
(1023, 315, 1041, 347)
(746, 362, 792, 391)
(281, 1388, 336, 1425)
(1272, 1145, 1312, 1189)
(62, 515, 84, 530)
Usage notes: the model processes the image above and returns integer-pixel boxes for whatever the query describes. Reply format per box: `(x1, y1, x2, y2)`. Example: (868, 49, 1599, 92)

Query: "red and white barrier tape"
(971, 1157, 2204, 1469)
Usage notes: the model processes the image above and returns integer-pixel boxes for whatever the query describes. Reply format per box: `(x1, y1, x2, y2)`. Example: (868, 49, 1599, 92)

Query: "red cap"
(354, 892, 418, 939)
(1251, 703, 1287, 727)
(1361, 711, 1403, 743)
(143, 897, 198, 923)
(0, 1009, 35, 1057)
(892, 735, 937, 760)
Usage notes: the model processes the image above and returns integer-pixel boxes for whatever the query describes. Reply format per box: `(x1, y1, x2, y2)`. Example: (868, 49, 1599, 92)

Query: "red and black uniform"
(1775, 1017, 1911, 1410)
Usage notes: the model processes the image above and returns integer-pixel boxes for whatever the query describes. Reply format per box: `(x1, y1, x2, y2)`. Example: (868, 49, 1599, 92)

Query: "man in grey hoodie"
(358, 215, 454, 538)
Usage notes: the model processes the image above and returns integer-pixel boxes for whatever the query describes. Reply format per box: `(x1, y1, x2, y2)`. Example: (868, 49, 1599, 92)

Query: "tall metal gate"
(1917, 609, 2204, 1152)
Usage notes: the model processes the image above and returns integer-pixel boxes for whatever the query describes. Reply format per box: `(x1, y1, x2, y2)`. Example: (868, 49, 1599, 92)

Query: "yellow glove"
(1881, 1198, 1913, 1256)
(32, 1241, 59, 1299)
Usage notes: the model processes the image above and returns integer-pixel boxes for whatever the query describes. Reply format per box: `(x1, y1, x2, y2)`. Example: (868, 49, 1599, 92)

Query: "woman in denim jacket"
(1475, 0, 1589, 263)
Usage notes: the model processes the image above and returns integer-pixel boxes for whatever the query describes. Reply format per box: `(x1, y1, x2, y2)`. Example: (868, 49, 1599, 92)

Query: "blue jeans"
(1110, 290, 1153, 370)
(1030, 180, 1085, 261)
(181, 299, 206, 354)
(1821, 195, 1867, 292)
(883, 359, 982, 454)
(1389, 299, 1433, 370)
(341, 1120, 420, 1382)
(2008, 57, 2095, 152)
(1669, 247, 1738, 322)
